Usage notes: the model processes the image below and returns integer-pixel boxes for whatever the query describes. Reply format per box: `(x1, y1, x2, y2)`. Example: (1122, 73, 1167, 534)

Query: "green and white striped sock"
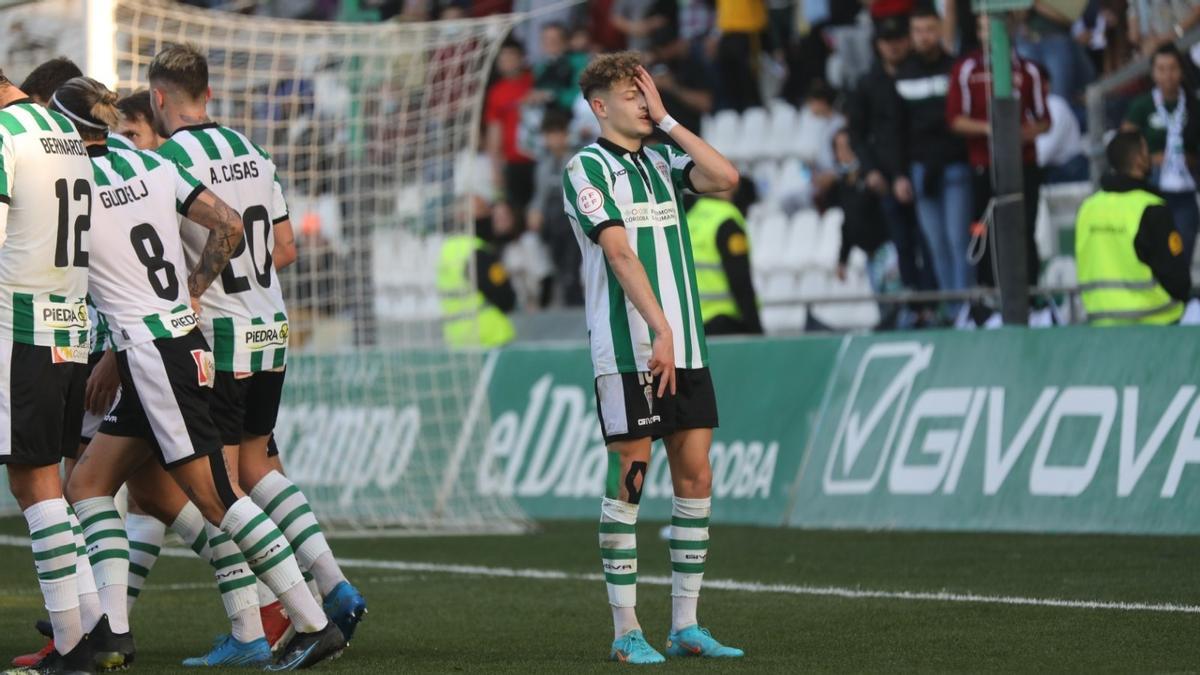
(171, 502, 261, 639)
(125, 512, 164, 613)
(73, 497, 129, 634)
(65, 506, 102, 632)
(599, 497, 639, 637)
(25, 499, 83, 653)
(221, 497, 327, 633)
(669, 496, 710, 632)
(250, 471, 346, 597)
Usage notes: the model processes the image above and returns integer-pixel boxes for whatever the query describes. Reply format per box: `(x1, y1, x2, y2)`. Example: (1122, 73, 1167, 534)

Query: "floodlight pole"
(985, 6, 1030, 325)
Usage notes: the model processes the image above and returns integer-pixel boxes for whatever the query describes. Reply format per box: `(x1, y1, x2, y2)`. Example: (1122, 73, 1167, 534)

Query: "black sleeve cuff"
(587, 219, 623, 244)
(682, 161, 698, 193)
(272, 213, 290, 225)
(178, 184, 205, 216)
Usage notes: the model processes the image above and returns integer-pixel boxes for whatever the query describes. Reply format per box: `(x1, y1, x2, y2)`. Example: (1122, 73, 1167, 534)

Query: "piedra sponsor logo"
(274, 402, 420, 505)
(477, 375, 778, 500)
(243, 322, 288, 351)
(40, 303, 88, 330)
(823, 341, 1200, 498)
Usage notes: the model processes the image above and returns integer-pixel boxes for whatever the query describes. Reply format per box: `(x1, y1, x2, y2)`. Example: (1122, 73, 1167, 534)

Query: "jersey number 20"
(221, 204, 273, 294)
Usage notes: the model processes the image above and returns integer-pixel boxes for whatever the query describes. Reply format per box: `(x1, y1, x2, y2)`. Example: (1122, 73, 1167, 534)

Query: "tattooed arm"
(183, 188, 245, 300)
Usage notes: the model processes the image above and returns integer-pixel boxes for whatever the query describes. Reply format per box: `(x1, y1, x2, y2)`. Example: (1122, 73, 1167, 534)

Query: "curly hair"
(578, 51, 642, 100)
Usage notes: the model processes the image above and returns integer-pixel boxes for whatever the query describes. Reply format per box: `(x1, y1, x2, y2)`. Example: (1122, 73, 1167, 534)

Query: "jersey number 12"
(55, 178, 90, 268)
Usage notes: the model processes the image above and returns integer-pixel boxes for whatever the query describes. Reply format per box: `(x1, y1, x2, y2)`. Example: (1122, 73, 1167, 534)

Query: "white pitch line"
(0, 535, 1193, 615)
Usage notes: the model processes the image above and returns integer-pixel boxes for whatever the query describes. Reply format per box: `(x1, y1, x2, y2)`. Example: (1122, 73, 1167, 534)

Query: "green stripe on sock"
(80, 510, 122, 530)
(669, 539, 708, 550)
(129, 563, 151, 578)
(38, 565, 76, 580)
(670, 516, 709, 528)
(604, 572, 637, 585)
(211, 554, 246, 570)
(217, 575, 257, 594)
(84, 529, 127, 546)
(248, 545, 295, 576)
(190, 530, 209, 555)
(262, 485, 300, 516)
(127, 587, 140, 598)
(233, 513, 269, 544)
(289, 524, 322, 554)
(129, 541, 160, 555)
(30, 522, 72, 540)
(208, 533, 231, 547)
(241, 528, 284, 559)
(671, 562, 705, 574)
(277, 504, 312, 533)
(90, 549, 130, 564)
(33, 543, 76, 561)
(599, 522, 636, 534)
(600, 548, 638, 560)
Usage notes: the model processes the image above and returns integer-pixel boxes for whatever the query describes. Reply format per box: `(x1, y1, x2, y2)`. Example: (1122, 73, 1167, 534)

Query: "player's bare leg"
(601, 437, 663, 664)
(661, 428, 741, 658)
(238, 433, 366, 642)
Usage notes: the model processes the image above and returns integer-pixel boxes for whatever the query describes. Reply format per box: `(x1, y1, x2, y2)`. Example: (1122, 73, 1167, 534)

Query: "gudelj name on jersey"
(207, 159, 260, 185)
(99, 180, 149, 209)
(38, 137, 86, 156)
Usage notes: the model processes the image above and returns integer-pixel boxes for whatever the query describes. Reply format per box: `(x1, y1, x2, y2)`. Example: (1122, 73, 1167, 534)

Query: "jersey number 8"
(129, 223, 178, 301)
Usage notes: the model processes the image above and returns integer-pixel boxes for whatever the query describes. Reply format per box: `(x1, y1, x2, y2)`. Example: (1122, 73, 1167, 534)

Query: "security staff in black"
(1076, 131, 1192, 325)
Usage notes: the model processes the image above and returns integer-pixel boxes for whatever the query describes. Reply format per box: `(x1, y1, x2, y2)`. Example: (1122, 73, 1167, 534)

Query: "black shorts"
(211, 369, 285, 446)
(593, 368, 719, 444)
(0, 340, 87, 467)
(73, 350, 109, 454)
(98, 331, 222, 468)
(267, 434, 279, 458)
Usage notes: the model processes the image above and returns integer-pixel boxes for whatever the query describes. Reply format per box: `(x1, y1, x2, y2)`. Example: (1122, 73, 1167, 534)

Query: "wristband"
(658, 115, 679, 134)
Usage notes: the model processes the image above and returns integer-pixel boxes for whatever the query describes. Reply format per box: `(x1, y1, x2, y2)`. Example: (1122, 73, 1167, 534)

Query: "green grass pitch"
(0, 518, 1196, 672)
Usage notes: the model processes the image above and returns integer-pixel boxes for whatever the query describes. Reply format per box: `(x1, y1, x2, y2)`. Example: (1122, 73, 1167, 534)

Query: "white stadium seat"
(739, 107, 771, 160)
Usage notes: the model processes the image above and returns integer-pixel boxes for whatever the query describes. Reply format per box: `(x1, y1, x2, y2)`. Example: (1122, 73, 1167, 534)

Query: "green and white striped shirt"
(562, 139, 708, 377)
(156, 123, 290, 373)
(0, 101, 92, 349)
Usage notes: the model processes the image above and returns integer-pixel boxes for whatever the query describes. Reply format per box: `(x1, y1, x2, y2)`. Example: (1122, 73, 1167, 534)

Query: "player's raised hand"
(634, 66, 668, 125)
(648, 330, 676, 398)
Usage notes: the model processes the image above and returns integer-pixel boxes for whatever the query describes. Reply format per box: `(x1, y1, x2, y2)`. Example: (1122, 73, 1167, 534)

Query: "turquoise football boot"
(664, 625, 744, 658)
(181, 634, 272, 667)
(610, 629, 666, 664)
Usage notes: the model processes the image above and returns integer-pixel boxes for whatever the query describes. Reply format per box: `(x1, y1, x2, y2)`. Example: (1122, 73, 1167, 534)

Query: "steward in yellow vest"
(437, 234, 517, 347)
(686, 193, 763, 335)
(1075, 132, 1191, 325)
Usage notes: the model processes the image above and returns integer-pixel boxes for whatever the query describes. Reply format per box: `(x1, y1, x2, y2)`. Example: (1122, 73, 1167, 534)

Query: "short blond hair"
(579, 51, 642, 100)
(149, 43, 208, 100)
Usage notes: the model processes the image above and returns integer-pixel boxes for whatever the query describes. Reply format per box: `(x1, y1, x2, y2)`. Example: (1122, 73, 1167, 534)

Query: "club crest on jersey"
(191, 349, 215, 388)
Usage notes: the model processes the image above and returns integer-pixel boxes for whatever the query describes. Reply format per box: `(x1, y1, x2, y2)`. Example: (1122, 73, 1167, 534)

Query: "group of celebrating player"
(0, 45, 364, 673)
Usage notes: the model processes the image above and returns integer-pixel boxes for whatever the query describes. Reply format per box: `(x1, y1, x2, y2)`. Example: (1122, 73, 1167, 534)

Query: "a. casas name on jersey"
(207, 159, 261, 185)
(99, 179, 149, 209)
(39, 137, 86, 157)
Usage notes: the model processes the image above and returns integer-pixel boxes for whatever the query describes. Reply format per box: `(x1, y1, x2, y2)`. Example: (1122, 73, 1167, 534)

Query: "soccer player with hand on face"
(562, 52, 744, 664)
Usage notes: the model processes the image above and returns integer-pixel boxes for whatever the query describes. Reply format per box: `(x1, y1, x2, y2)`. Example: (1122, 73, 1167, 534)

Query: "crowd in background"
(197, 0, 1200, 329)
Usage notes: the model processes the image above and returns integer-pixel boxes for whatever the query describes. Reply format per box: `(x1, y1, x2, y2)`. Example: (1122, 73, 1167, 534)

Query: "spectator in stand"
(646, 33, 714, 141)
(513, 0, 582, 64)
(794, 80, 844, 172)
(892, 6, 973, 298)
(529, 23, 587, 112)
(485, 39, 536, 211)
(823, 129, 904, 325)
(1075, 0, 1134, 76)
(947, 12, 1050, 293)
(1037, 72, 1090, 183)
(849, 12, 938, 324)
(687, 180, 764, 335)
(588, 0, 626, 52)
(1130, 0, 1200, 54)
(612, 0, 676, 54)
(527, 109, 583, 306)
(715, 0, 767, 111)
(1122, 44, 1200, 264)
(1014, 1, 1093, 114)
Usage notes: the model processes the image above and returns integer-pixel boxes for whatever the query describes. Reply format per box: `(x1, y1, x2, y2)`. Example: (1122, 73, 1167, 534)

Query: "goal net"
(2, 0, 531, 533)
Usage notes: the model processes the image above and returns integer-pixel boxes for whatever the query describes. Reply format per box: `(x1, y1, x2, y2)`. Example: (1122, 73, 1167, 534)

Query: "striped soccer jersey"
(87, 132, 141, 353)
(155, 122, 290, 373)
(86, 145, 203, 349)
(0, 100, 92, 349)
(562, 139, 708, 377)
(107, 131, 135, 151)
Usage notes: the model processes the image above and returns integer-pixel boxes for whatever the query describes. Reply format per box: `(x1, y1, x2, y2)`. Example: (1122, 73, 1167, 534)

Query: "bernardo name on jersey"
(0, 101, 92, 351)
(155, 123, 290, 374)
